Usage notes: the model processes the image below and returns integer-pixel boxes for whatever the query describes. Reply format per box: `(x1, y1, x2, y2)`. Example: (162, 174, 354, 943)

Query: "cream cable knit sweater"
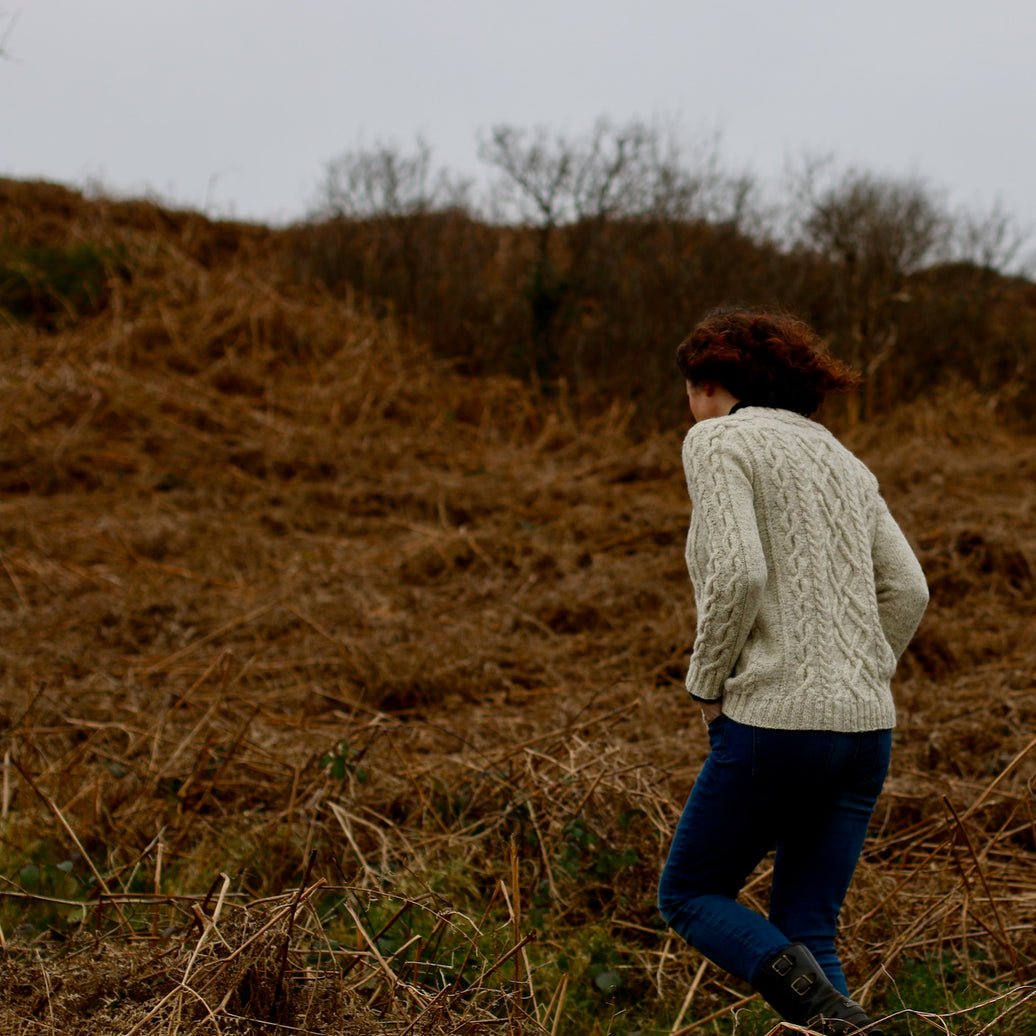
(683, 407, 928, 732)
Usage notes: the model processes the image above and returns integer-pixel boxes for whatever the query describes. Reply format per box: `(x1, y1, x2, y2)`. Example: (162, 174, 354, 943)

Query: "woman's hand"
(701, 699, 723, 724)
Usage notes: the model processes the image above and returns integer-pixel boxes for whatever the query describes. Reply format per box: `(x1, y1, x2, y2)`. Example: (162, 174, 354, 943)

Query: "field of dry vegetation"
(0, 179, 1034, 1035)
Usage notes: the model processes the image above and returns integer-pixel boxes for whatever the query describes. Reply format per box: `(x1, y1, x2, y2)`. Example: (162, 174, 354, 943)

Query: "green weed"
(0, 241, 128, 327)
(320, 739, 369, 783)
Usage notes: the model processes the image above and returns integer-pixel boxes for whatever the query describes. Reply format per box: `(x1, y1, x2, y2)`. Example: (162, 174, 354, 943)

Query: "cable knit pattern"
(682, 408, 929, 732)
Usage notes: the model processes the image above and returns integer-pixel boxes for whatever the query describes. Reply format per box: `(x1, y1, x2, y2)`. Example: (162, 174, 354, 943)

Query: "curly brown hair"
(676, 309, 861, 416)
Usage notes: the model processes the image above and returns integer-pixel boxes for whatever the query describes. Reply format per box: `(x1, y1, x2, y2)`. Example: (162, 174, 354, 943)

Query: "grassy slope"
(0, 179, 1034, 1034)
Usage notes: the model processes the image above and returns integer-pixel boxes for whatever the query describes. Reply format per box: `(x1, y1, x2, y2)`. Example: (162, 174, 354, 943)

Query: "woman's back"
(682, 406, 928, 732)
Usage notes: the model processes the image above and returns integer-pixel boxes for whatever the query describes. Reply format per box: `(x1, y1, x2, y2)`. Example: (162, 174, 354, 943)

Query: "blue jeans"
(657, 715, 892, 995)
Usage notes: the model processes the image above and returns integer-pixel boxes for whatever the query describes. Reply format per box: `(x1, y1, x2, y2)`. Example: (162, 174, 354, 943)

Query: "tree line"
(285, 120, 1035, 428)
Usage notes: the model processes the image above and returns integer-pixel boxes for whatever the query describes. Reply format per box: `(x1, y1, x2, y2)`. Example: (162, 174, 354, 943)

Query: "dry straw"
(0, 179, 1033, 1033)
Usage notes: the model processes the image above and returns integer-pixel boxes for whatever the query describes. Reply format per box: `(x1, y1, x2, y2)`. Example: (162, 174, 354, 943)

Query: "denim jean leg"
(767, 729, 892, 994)
(658, 716, 793, 983)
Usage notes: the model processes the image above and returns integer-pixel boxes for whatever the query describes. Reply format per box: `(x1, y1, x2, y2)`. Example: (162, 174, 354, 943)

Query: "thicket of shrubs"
(2, 124, 1033, 430)
(285, 121, 1036, 428)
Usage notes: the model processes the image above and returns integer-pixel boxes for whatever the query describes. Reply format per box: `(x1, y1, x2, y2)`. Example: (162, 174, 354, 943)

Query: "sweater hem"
(722, 695, 896, 733)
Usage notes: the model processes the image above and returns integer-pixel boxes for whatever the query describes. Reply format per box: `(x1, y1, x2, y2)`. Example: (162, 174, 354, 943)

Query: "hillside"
(0, 179, 1034, 1034)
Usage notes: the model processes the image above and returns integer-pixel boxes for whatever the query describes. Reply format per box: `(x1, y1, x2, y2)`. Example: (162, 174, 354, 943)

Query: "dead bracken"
(0, 179, 1034, 1034)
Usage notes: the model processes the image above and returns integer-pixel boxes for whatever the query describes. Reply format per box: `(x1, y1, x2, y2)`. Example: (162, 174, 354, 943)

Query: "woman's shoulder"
(682, 414, 762, 478)
(682, 415, 740, 458)
(683, 407, 803, 454)
(685, 410, 876, 478)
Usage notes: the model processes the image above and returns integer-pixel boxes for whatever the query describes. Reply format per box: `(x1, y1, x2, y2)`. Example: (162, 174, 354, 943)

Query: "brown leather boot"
(753, 943, 885, 1035)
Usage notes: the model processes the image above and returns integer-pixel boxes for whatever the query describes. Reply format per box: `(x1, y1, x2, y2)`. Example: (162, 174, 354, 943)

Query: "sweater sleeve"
(872, 498, 929, 660)
(682, 429, 768, 702)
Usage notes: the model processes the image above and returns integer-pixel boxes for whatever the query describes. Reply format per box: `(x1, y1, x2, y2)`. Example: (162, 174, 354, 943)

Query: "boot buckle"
(791, 973, 815, 996)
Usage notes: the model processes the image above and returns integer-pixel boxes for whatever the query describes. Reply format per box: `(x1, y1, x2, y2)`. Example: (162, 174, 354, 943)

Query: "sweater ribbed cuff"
(689, 691, 721, 704)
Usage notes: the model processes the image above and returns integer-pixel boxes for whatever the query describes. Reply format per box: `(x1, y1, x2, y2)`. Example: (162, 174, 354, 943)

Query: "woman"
(657, 309, 928, 1035)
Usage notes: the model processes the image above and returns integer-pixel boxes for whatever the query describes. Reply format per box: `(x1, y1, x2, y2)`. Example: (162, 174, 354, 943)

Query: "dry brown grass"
(0, 179, 1033, 1034)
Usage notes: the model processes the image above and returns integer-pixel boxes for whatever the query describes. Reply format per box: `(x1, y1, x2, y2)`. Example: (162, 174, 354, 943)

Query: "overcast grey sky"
(3, 0, 1035, 232)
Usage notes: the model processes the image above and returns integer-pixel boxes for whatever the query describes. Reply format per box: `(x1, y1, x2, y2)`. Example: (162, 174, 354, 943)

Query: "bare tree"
(788, 162, 1036, 415)
(802, 171, 946, 276)
(477, 118, 752, 383)
(791, 163, 950, 411)
(477, 121, 621, 381)
(303, 139, 475, 326)
(950, 199, 1032, 275)
(318, 136, 470, 219)
(479, 118, 743, 227)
